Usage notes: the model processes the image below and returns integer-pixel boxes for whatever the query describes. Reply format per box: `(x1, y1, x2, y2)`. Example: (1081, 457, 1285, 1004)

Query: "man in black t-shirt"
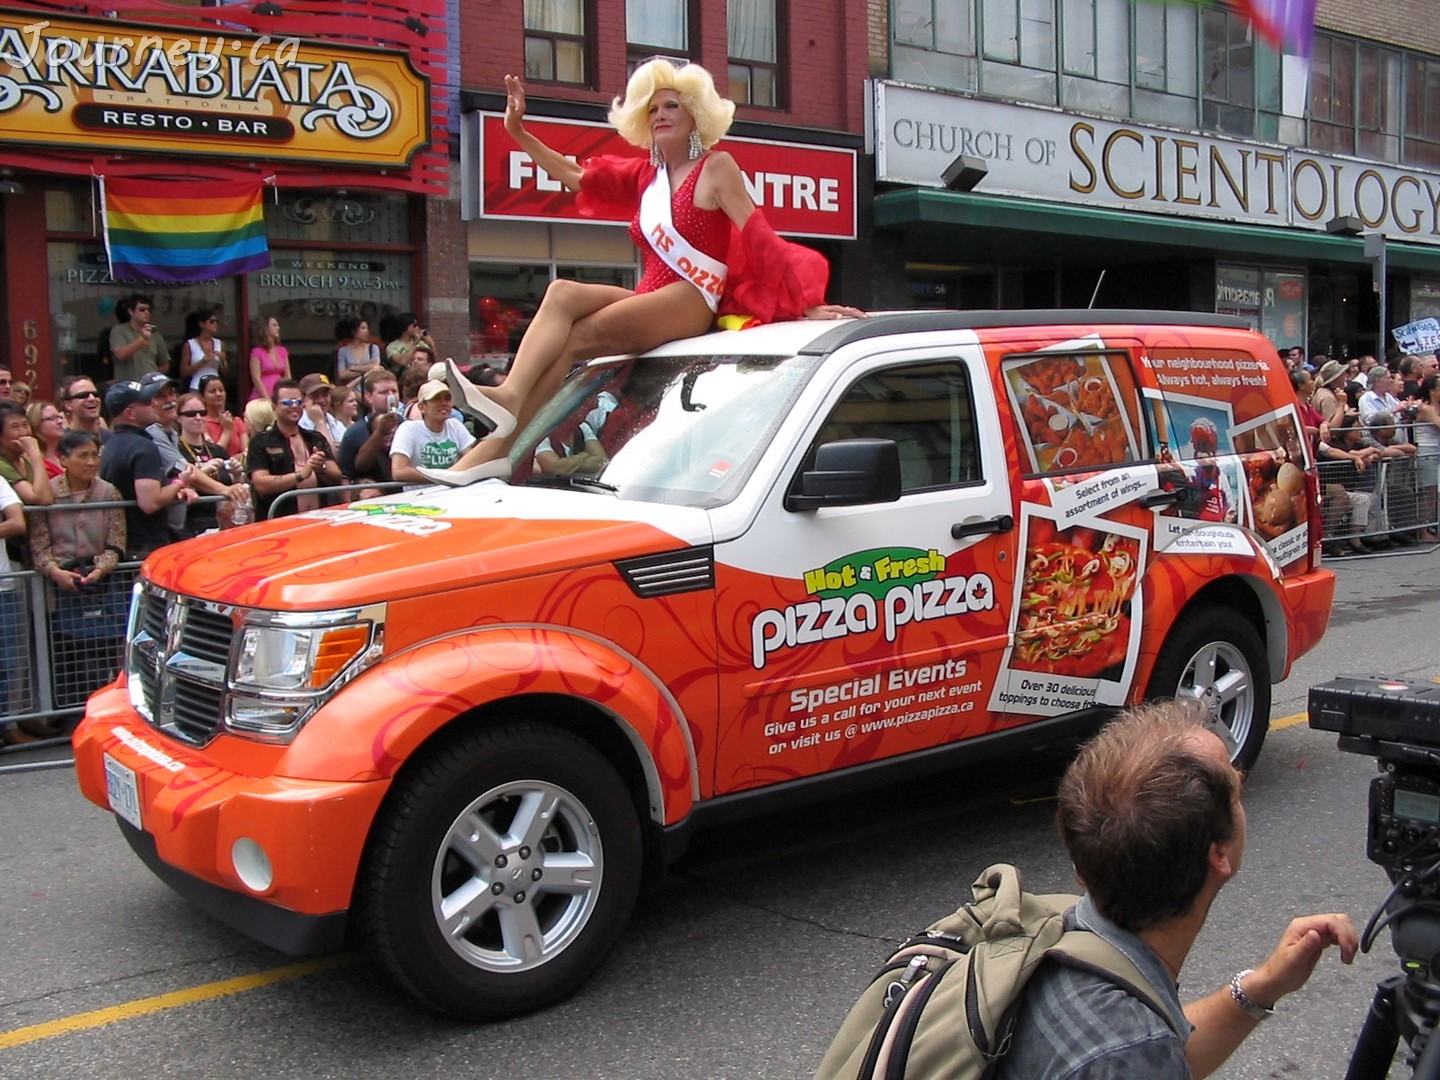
(247, 379, 342, 520)
(99, 379, 197, 559)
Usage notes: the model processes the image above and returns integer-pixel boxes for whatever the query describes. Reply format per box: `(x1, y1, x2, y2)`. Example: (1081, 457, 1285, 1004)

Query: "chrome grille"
(128, 583, 235, 747)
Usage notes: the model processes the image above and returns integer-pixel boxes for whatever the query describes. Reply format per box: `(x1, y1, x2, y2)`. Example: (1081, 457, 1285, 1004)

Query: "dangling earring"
(649, 142, 661, 167)
(688, 130, 702, 161)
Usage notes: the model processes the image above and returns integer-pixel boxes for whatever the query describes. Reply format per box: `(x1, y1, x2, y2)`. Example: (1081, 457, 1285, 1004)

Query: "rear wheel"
(357, 722, 642, 1018)
(1146, 607, 1271, 770)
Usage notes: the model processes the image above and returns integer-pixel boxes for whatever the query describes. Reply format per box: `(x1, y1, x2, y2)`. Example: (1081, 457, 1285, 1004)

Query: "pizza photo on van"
(1013, 519, 1140, 678)
(1004, 353, 1139, 474)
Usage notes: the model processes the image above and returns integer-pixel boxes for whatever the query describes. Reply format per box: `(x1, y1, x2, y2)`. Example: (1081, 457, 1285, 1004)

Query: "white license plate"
(103, 753, 143, 831)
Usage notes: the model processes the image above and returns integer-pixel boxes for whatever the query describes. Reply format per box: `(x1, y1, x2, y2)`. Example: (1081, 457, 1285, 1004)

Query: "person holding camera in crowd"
(996, 700, 1358, 1079)
(382, 313, 436, 376)
(175, 392, 248, 534)
(109, 294, 170, 384)
(338, 368, 401, 490)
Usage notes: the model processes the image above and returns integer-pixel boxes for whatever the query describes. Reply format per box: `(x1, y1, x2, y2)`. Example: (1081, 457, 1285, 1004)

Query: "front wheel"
(357, 722, 643, 1018)
(1146, 607, 1271, 770)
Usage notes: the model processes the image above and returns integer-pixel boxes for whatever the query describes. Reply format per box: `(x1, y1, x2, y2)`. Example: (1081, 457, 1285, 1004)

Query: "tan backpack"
(812, 864, 1185, 1080)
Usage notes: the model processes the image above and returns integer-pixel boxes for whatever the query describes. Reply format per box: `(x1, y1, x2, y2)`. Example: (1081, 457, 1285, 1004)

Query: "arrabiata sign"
(0, 11, 429, 166)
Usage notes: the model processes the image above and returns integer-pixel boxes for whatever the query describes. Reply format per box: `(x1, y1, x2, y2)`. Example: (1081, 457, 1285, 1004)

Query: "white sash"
(637, 163, 728, 312)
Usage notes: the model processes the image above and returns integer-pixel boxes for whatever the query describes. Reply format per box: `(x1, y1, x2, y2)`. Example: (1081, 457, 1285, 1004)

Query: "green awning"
(874, 188, 1440, 274)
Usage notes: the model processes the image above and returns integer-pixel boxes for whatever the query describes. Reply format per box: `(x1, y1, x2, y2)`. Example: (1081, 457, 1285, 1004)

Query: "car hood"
(143, 483, 714, 610)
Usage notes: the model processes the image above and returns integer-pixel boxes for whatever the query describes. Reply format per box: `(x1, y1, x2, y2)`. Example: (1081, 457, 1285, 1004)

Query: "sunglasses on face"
(68, 390, 99, 400)
(277, 397, 304, 407)
(0, 378, 12, 386)
(179, 410, 206, 417)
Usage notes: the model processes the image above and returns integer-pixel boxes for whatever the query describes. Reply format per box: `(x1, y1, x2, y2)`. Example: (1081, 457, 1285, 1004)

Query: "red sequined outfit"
(576, 152, 829, 323)
(580, 155, 730, 295)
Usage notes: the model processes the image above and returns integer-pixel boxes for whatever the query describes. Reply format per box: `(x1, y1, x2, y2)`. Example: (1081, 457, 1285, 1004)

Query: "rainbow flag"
(101, 177, 270, 284)
(1237, 0, 1317, 56)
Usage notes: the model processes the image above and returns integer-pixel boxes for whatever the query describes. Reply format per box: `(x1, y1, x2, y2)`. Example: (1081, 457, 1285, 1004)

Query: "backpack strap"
(1046, 930, 1189, 1038)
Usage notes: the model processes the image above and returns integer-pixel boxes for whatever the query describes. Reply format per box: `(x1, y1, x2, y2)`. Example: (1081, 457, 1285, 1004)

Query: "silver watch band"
(1230, 968, 1274, 1021)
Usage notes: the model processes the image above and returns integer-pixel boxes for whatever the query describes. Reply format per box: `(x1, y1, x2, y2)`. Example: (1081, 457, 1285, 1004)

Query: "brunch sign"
(0, 12, 429, 166)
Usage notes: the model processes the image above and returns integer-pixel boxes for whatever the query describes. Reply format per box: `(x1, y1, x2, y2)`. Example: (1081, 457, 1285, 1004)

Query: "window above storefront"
(889, 1, 1440, 169)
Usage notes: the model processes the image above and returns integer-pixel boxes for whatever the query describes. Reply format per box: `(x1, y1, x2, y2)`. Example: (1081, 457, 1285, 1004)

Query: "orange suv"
(73, 310, 1333, 1018)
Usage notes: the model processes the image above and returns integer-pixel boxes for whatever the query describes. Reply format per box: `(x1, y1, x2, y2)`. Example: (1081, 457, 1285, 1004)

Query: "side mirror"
(785, 438, 902, 511)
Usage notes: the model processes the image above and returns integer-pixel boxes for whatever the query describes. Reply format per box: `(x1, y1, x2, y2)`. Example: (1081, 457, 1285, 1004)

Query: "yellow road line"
(1271, 711, 1309, 731)
(0, 955, 346, 1051)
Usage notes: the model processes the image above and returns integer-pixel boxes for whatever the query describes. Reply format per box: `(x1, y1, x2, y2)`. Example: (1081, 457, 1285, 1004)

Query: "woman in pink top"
(248, 315, 291, 402)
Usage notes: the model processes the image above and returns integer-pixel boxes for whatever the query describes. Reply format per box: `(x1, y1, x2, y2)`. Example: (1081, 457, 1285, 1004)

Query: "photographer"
(998, 700, 1358, 1079)
(109, 293, 170, 383)
(383, 313, 436, 375)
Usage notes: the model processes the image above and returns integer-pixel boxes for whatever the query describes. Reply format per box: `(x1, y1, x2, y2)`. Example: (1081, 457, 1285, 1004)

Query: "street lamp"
(1364, 233, 1387, 362)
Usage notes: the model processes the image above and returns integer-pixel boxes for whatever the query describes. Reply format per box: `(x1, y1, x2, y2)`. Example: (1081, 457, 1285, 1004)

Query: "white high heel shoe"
(444, 357, 516, 439)
(418, 457, 512, 487)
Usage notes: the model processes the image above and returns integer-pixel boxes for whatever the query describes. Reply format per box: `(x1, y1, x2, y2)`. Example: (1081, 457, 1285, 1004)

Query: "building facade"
(0, 0, 455, 401)
(867, 0, 1440, 360)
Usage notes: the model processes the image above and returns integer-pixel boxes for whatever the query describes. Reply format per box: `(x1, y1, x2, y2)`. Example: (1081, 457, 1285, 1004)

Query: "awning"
(874, 188, 1440, 274)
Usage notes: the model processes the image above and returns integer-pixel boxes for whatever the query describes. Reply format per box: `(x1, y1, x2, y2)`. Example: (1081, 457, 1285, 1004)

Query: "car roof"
(638, 309, 1251, 360)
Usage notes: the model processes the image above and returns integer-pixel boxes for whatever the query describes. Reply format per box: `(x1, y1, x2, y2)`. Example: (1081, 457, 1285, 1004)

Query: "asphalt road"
(1, 548, 1435, 1079)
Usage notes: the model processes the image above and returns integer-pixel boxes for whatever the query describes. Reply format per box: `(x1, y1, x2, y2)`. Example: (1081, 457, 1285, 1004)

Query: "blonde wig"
(608, 59, 735, 152)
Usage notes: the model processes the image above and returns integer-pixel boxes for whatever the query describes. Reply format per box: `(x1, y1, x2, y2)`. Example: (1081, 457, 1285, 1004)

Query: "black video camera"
(1310, 675, 1440, 879)
(1311, 675, 1440, 1077)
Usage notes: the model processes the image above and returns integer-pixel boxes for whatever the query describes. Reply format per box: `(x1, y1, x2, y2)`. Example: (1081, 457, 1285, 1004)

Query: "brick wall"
(1317, 0, 1440, 55)
(461, 0, 869, 135)
(421, 165, 470, 363)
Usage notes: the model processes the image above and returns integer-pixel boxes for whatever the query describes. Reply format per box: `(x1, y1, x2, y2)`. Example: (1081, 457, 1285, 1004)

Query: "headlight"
(225, 607, 383, 741)
(234, 623, 373, 692)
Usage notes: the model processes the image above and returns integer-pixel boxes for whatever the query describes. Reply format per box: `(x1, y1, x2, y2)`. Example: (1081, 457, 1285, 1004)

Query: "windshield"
(506, 352, 821, 507)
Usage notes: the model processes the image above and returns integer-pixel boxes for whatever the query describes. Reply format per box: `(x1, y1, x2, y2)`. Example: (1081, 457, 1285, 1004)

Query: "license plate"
(103, 753, 142, 831)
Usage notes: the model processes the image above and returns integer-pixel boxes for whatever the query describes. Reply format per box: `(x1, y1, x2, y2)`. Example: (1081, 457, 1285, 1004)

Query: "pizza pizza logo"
(750, 547, 996, 669)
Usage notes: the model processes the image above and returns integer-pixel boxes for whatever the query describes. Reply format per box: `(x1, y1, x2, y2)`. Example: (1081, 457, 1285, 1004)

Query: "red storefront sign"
(478, 113, 857, 240)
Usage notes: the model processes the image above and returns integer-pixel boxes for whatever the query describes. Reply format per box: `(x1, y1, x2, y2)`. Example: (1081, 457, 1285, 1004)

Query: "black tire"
(1146, 606, 1271, 770)
(356, 721, 643, 1019)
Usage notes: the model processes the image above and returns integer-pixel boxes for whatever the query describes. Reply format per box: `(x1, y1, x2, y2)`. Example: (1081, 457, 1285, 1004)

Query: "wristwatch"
(1230, 969, 1274, 1021)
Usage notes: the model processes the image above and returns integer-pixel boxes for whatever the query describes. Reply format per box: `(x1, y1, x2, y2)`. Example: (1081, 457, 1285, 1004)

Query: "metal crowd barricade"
(1318, 443, 1440, 551)
(264, 480, 409, 519)
(1, 483, 412, 750)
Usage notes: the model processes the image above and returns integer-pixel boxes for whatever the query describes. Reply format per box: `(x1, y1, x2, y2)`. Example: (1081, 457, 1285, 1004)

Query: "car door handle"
(951, 514, 1014, 540)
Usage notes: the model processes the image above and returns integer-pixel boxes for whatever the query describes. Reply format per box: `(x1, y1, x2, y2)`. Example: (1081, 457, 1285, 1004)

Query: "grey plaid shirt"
(994, 895, 1193, 1080)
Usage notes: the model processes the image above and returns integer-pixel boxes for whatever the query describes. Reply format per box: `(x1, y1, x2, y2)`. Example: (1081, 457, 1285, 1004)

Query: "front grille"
(128, 583, 236, 746)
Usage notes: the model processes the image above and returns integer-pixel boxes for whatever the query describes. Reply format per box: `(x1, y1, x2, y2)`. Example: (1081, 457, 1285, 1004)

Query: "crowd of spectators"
(1284, 346, 1440, 555)
(0, 297, 500, 744)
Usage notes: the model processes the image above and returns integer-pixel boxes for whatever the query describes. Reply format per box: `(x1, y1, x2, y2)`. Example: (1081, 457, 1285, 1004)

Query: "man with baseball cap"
(100, 377, 197, 559)
(297, 372, 345, 451)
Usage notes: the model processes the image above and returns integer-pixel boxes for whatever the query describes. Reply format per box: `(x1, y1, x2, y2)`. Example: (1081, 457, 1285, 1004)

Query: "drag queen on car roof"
(424, 59, 863, 485)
